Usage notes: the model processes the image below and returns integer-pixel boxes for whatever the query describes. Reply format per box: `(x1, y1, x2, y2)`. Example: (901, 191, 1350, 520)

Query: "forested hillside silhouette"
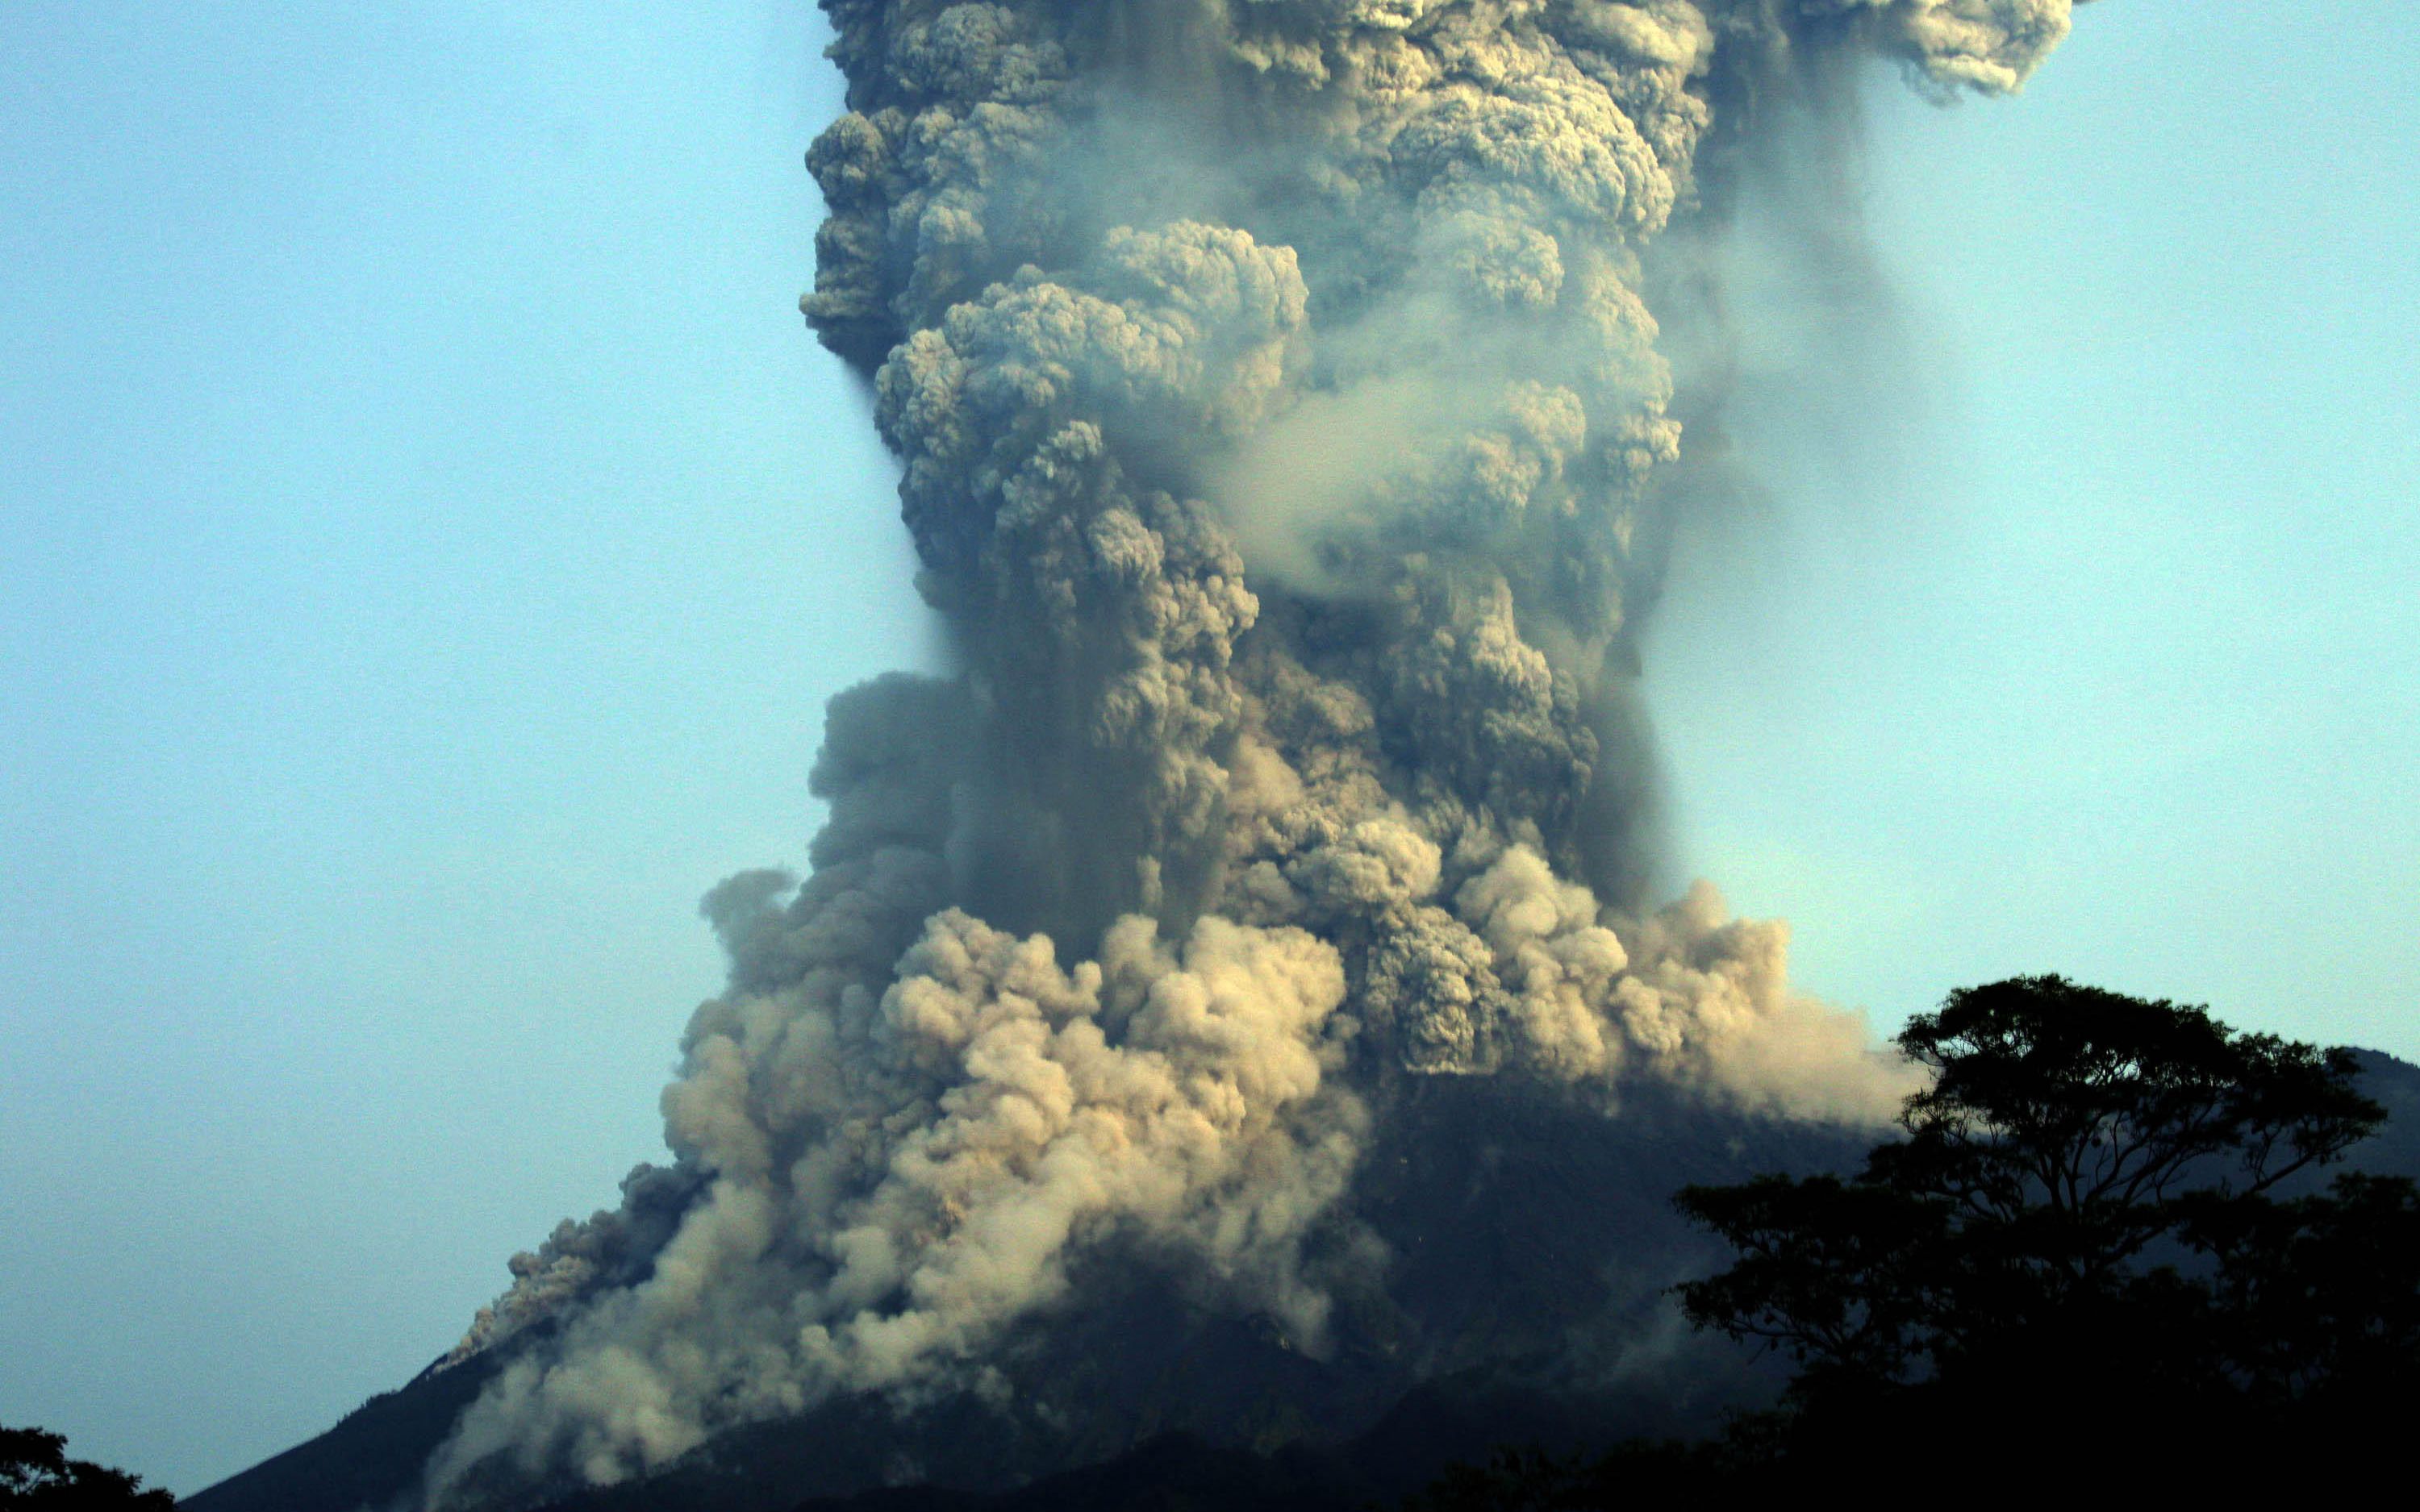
(1413, 977, 2420, 1505)
(1, 1426, 173, 1510)
(178, 979, 2420, 1510)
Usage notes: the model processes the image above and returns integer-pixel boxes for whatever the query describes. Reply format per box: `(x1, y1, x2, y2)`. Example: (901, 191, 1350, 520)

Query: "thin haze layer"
(424, 1, 2076, 1500)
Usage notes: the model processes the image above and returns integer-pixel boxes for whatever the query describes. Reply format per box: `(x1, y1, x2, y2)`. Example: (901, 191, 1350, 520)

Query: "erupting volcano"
(184, 6, 2099, 1510)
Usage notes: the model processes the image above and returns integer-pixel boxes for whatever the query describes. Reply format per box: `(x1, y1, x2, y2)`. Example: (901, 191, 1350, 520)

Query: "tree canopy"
(0, 1427, 173, 1510)
(1669, 975, 2419, 1483)
(1408, 976, 2420, 1506)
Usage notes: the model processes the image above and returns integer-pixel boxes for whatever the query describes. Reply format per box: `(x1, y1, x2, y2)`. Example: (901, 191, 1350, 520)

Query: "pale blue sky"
(1650, 2, 2420, 1057)
(1, 2, 2413, 1497)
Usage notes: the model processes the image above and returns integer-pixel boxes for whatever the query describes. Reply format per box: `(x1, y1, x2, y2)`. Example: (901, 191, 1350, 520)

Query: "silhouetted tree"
(0, 1427, 173, 1510)
(1673, 975, 2418, 1479)
(1410, 977, 2420, 1506)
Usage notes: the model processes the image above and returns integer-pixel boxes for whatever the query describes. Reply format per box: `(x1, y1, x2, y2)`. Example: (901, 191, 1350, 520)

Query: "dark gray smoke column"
(424, 2, 2080, 1501)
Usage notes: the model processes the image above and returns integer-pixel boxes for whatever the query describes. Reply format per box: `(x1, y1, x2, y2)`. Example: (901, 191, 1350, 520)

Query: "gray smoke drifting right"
(422, 2, 2083, 1502)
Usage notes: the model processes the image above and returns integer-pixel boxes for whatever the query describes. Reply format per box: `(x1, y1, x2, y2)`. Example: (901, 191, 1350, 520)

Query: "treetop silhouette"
(1673, 973, 2419, 1480)
(0, 1426, 174, 1510)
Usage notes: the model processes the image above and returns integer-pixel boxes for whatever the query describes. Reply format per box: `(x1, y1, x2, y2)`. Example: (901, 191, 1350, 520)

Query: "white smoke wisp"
(421, 2, 2082, 1502)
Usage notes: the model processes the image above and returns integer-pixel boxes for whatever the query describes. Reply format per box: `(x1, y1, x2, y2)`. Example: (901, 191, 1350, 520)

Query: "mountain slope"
(184, 1052, 2420, 1512)
(186, 1077, 1864, 1511)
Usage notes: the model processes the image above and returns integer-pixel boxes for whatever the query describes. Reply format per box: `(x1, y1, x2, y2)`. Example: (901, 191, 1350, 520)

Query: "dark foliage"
(1675, 977, 2409, 1397)
(1657, 975, 2420, 1489)
(0, 1427, 173, 1510)
(1399, 980, 2420, 1507)
(175, 991, 2420, 1511)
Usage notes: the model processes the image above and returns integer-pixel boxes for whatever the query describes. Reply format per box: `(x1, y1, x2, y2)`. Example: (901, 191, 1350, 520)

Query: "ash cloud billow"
(424, 2, 2080, 1502)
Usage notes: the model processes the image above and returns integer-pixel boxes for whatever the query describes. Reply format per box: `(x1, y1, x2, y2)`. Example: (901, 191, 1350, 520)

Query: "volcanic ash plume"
(424, 1, 2079, 1501)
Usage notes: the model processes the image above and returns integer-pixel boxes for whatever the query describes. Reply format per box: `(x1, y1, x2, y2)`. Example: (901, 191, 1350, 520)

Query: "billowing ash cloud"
(424, 2, 2080, 1502)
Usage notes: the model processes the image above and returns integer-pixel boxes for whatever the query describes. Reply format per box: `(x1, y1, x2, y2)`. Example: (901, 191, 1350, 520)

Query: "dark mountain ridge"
(184, 1051, 2420, 1512)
